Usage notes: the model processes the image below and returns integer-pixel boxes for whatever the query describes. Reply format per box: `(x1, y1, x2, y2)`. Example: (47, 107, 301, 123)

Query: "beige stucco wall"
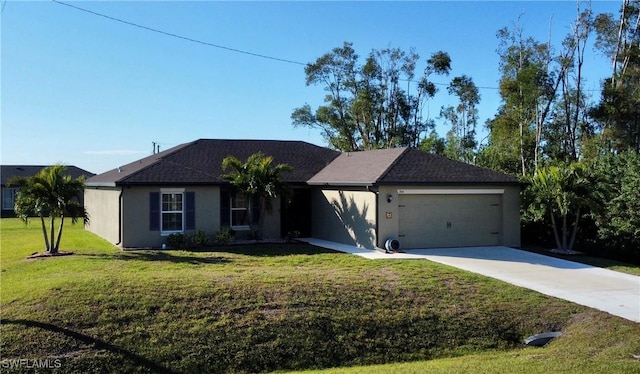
(311, 188, 377, 249)
(377, 185, 521, 249)
(501, 185, 521, 247)
(377, 186, 400, 249)
(84, 187, 122, 245)
(262, 196, 282, 239)
(86, 185, 284, 248)
(120, 186, 221, 248)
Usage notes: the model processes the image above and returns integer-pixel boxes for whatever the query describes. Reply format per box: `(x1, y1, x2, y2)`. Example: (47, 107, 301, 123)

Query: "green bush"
(191, 230, 210, 247)
(215, 227, 234, 245)
(166, 233, 188, 249)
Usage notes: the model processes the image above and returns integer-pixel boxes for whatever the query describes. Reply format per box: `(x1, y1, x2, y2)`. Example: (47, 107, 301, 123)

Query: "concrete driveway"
(302, 239, 640, 323)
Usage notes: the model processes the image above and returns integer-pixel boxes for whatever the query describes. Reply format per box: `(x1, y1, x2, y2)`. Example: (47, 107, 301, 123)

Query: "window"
(150, 190, 194, 233)
(2, 188, 18, 211)
(161, 190, 184, 234)
(231, 194, 250, 230)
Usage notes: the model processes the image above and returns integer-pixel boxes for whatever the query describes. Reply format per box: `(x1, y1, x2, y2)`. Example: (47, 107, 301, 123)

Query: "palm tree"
(524, 163, 603, 252)
(221, 152, 293, 239)
(10, 164, 89, 254)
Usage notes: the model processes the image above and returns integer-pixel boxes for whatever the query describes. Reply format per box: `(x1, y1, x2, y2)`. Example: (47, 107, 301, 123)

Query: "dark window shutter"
(149, 192, 160, 231)
(185, 191, 196, 230)
(251, 196, 261, 225)
(220, 189, 230, 227)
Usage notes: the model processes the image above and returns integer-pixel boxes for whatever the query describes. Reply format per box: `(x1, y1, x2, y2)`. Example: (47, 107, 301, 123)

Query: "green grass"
(522, 244, 640, 276)
(1, 218, 639, 373)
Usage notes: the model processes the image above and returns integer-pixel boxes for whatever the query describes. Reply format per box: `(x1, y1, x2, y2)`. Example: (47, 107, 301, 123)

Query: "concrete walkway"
(301, 238, 640, 323)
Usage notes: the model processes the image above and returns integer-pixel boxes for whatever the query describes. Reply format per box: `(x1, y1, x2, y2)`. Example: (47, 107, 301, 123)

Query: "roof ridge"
(376, 147, 410, 182)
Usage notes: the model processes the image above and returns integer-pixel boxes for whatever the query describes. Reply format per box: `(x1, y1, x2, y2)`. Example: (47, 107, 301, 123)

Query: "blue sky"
(2, 1, 620, 174)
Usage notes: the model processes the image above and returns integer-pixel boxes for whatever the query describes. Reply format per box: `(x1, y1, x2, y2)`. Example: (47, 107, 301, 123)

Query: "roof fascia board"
(398, 188, 505, 195)
(307, 181, 374, 187)
(376, 181, 521, 186)
(86, 182, 117, 188)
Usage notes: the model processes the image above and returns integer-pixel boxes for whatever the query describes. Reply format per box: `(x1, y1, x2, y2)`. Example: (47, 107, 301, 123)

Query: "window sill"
(161, 230, 184, 236)
(231, 225, 250, 231)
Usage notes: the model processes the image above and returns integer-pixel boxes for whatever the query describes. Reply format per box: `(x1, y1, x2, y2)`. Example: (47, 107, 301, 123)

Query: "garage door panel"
(398, 194, 502, 249)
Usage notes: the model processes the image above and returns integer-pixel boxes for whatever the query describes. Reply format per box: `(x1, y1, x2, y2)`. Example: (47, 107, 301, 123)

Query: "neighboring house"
(1, 165, 95, 217)
(84, 139, 521, 250)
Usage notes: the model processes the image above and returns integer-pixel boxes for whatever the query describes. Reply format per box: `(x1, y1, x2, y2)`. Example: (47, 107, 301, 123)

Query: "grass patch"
(522, 244, 640, 276)
(1, 219, 639, 373)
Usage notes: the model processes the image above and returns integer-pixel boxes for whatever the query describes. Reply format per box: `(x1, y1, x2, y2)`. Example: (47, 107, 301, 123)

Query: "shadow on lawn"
(80, 252, 231, 265)
(217, 243, 338, 257)
(2, 319, 177, 374)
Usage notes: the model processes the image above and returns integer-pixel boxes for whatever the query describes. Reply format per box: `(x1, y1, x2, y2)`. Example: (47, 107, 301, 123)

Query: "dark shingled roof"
(87, 140, 518, 187)
(1, 165, 95, 185)
(378, 148, 519, 185)
(308, 148, 407, 185)
(87, 139, 341, 186)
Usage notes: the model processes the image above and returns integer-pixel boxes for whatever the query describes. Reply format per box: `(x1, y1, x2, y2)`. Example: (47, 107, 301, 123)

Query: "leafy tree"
(10, 164, 88, 254)
(484, 7, 593, 175)
(547, 5, 594, 162)
(590, 0, 640, 152)
(523, 163, 603, 252)
(592, 150, 640, 260)
(418, 129, 446, 155)
(221, 152, 293, 239)
(440, 75, 480, 163)
(292, 42, 451, 151)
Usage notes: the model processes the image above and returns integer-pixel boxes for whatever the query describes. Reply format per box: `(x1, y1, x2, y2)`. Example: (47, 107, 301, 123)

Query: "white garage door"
(398, 193, 502, 249)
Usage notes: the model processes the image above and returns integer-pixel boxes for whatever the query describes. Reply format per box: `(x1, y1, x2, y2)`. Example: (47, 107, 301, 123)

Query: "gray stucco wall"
(501, 185, 521, 247)
(120, 186, 222, 248)
(87, 185, 283, 248)
(311, 188, 377, 249)
(84, 187, 122, 245)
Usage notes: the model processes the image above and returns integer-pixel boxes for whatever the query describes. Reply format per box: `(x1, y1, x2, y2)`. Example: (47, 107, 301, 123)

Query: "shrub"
(215, 227, 234, 245)
(285, 230, 301, 242)
(191, 230, 210, 247)
(166, 233, 188, 249)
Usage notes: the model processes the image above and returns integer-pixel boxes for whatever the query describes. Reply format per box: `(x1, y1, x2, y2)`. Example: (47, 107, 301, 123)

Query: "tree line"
(292, 0, 640, 263)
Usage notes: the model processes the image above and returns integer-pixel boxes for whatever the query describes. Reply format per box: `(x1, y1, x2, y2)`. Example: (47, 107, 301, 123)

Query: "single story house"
(1, 165, 94, 217)
(84, 139, 521, 250)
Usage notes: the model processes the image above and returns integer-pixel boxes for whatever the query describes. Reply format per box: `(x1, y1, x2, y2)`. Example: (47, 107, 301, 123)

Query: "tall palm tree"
(10, 164, 89, 254)
(221, 152, 293, 239)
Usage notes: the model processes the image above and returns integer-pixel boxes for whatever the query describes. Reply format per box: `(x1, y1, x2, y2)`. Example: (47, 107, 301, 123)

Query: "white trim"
(230, 193, 250, 230)
(161, 188, 185, 193)
(160, 190, 185, 235)
(397, 188, 505, 195)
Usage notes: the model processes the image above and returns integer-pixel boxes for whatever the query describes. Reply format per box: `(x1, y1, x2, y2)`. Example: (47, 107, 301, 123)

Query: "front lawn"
(1, 219, 639, 373)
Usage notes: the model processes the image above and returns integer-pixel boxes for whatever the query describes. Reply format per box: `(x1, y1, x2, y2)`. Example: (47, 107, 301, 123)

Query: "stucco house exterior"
(84, 139, 521, 250)
(1, 165, 94, 217)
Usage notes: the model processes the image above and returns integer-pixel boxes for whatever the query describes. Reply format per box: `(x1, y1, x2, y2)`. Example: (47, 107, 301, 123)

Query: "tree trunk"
(568, 207, 581, 252)
(562, 212, 568, 251)
(258, 198, 267, 241)
(49, 217, 58, 254)
(54, 214, 65, 253)
(550, 211, 562, 251)
(520, 121, 527, 176)
(39, 215, 50, 252)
